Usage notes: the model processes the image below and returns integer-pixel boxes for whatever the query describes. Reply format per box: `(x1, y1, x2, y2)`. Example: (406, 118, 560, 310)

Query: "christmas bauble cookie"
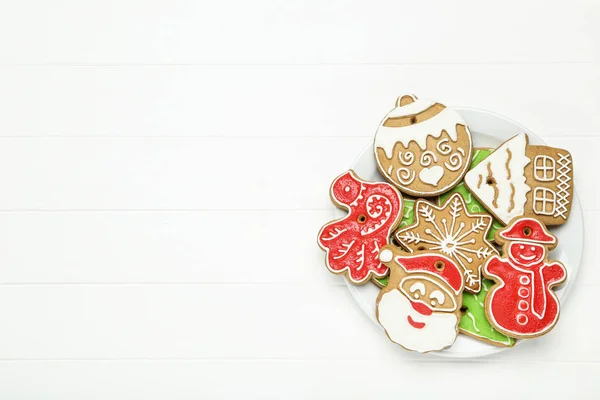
(376, 246, 465, 353)
(374, 95, 473, 196)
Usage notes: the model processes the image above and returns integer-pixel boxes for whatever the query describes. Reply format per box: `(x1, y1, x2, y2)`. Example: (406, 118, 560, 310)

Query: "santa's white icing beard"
(377, 289, 459, 353)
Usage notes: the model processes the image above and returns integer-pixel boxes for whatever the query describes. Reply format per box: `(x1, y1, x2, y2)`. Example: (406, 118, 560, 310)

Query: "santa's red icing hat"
(499, 217, 556, 244)
(392, 253, 463, 295)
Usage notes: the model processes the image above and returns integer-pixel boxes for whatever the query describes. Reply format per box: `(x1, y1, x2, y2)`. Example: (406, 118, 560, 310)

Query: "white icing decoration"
(464, 133, 531, 224)
(379, 249, 393, 263)
(554, 152, 572, 219)
(396, 168, 416, 185)
(429, 290, 445, 305)
(436, 138, 453, 155)
(398, 151, 415, 166)
(374, 99, 468, 158)
(444, 151, 464, 172)
(466, 312, 480, 333)
(409, 282, 425, 296)
(419, 166, 444, 186)
(377, 289, 459, 353)
(420, 151, 438, 167)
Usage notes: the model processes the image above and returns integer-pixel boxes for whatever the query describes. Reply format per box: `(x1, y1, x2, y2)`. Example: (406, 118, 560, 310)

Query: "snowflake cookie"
(394, 192, 498, 293)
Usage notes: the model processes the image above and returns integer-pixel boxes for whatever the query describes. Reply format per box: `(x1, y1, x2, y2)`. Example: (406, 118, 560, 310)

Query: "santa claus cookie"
(376, 246, 464, 353)
(374, 94, 473, 197)
(483, 217, 567, 338)
(317, 170, 403, 284)
(464, 133, 573, 226)
(394, 193, 498, 293)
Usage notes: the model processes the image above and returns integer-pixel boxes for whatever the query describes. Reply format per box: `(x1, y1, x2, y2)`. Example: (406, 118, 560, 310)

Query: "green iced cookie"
(439, 149, 503, 242)
(373, 199, 415, 287)
(459, 279, 515, 347)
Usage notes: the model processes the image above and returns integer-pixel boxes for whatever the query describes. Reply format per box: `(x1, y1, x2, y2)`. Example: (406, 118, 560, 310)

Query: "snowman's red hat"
(395, 253, 463, 294)
(499, 217, 556, 244)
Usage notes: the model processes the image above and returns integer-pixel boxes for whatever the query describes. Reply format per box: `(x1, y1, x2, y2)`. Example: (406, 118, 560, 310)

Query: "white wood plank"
(0, 137, 364, 210)
(0, 64, 598, 137)
(0, 210, 341, 285)
(0, 209, 593, 284)
(0, 0, 596, 65)
(0, 137, 595, 211)
(0, 284, 595, 362)
(0, 359, 597, 399)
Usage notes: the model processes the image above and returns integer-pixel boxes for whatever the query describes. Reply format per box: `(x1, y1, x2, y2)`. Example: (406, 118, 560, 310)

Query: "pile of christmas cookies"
(317, 94, 573, 353)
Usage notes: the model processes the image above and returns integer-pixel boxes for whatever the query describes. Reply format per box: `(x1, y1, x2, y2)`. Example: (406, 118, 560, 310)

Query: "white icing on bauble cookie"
(373, 95, 473, 197)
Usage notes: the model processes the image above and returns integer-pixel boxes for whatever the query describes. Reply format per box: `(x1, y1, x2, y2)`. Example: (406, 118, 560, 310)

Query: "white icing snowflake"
(394, 193, 498, 293)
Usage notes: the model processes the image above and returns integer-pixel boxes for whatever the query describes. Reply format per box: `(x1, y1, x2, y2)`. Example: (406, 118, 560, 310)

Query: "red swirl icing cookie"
(317, 170, 403, 284)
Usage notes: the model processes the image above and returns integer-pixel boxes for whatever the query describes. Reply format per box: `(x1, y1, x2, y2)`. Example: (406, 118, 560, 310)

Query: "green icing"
(459, 279, 515, 347)
(439, 149, 502, 242)
(374, 199, 415, 287)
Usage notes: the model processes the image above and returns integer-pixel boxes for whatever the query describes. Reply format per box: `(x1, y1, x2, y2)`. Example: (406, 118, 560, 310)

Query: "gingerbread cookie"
(483, 217, 567, 338)
(373, 198, 415, 288)
(459, 279, 515, 347)
(317, 170, 403, 284)
(464, 133, 573, 226)
(376, 245, 464, 352)
(394, 193, 498, 293)
(374, 94, 473, 197)
(439, 148, 503, 242)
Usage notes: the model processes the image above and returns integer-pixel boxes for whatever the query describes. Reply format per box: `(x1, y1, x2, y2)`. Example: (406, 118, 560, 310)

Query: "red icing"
(484, 229, 567, 336)
(407, 315, 426, 329)
(499, 218, 556, 244)
(395, 254, 463, 294)
(410, 300, 433, 316)
(318, 171, 402, 284)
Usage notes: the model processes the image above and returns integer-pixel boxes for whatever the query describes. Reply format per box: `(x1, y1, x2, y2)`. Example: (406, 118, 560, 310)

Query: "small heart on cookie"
(419, 166, 444, 186)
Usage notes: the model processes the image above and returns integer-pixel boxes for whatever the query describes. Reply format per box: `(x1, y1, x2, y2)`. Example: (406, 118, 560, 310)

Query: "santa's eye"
(530, 246, 535, 251)
(409, 282, 425, 297)
(519, 245, 524, 250)
(430, 290, 445, 305)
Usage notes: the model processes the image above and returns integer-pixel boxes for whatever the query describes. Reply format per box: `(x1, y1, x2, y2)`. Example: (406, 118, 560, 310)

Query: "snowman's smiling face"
(509, 242, 545, 266)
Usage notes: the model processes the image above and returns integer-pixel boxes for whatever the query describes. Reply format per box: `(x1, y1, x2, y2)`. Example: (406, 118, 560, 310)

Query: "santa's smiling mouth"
(407, 315, 426, 329)
(519, 254, 536, 261)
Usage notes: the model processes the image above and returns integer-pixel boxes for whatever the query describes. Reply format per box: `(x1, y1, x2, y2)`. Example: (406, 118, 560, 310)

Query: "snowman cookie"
(376, 246, 464, 353)
(317, 170, 403, 284)
(464, 133, 573, 226)
(483, 217, 567, 338)
(374, 94, 473, 196)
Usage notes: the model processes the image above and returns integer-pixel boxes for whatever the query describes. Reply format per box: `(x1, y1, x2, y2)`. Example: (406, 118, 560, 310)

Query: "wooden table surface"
(0, 1, 598, 398)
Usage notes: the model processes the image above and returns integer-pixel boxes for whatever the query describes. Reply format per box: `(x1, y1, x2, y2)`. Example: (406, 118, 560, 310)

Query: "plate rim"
(341, 106, 584, 358)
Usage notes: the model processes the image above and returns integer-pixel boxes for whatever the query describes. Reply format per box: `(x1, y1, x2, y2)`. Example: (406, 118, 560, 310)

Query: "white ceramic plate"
(339, 107, 584, 358)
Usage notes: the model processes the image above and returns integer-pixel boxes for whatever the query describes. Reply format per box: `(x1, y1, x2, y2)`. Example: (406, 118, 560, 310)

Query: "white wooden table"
(0, 1, 598, 398)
